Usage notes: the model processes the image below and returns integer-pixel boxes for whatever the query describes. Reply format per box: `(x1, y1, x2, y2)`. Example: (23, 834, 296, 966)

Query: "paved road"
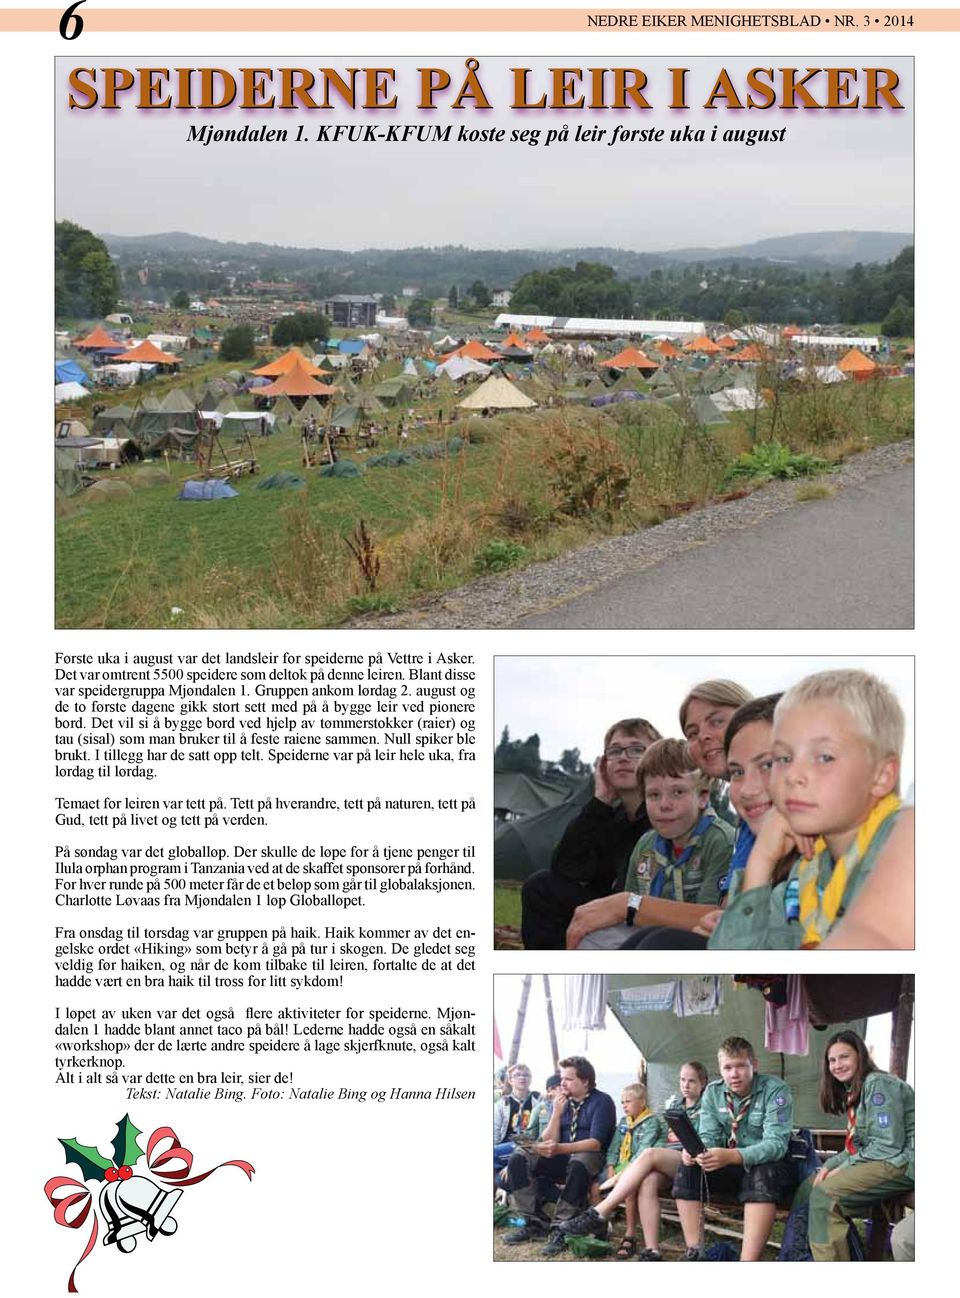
(512, 464, 913, 629)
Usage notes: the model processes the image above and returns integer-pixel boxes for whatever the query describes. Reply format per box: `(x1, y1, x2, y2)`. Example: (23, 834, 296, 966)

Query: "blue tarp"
(177, 478, 239, 500)
(338, 340, 365, 355)
(55, 360, 91, 386)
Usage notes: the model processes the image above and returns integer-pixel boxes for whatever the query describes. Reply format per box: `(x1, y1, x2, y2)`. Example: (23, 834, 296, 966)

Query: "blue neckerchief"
(650, 813, 716, 899)
(719, 821, 756, 895)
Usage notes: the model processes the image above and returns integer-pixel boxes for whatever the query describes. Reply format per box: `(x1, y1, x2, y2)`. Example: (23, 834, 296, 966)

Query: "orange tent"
(115, 339, 181, 365)
(523, 327, 550, 344)
(683, 335, 722, 354)
(250, 346, 327, 378)
(714, 335, 739, 350)
(655, 339, 680, 359)
(730, 343, 764, 362)
(837, 347, 879, 381)
(75, 325, 122, 350)
(440, 338, 501, 363)
(600, 346, 659, 372)
(253, 355, 340, 397)
(782, 324, 802, 338)
(501, 332, 527, 349)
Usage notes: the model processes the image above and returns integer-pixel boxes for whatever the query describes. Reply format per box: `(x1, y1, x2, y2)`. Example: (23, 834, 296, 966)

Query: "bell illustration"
(100, 1175, 182, 1251)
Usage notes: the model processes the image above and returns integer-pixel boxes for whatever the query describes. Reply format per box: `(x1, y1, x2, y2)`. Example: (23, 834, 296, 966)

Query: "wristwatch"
(625, 893, 643, 926)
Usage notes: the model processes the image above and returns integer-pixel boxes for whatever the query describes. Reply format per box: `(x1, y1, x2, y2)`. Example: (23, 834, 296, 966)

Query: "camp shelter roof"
(293, 396, 326, 424)
(837, 347, 878, 373)
(162, 389, 197, 414)
(523, 327, 551, 344)
(457, 375, 537, 410)
(54, 382, 90, 403)
(603, 974, 906, 1124)
(75, 325, 123, 351)
(254, 356, 340, 397)
(436, 355, 491, 380)
(690, 394, 728, 424)
(683, 335, 723, 354)
(55, 359, 91, 387)
(178, 478, 239, 501)
(330, 404, 361, 428)
(494, 772, 582, 820)
(270, 393, 298, 421)
(494, 778, 592, 881)
(116, 339, 181, 365)
(138, 395, 163, 412)
(497, 345, 534, 363)
(655, 339, 681, 359)
(56, 419, 91, 440)
(442, 338, 501, 363)
(712, 387, 765, 411)
(501, 332, 527, 349)
(250, 346, 324, 378)
(216, 394, 239, 414)
(601, 346, 659, 371)
(730, 343, 764, 362)
(714, 334, 739, 350)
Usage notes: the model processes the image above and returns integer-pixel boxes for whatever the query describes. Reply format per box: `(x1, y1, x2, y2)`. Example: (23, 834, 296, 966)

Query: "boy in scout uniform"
(569, 739, 734, 950)
(804, 1030, 914, 1260)
(673, 1036, 796, 1261)
(708, 669, 904, 950)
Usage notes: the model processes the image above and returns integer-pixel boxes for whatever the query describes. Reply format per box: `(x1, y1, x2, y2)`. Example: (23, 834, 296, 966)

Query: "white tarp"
(495, 313, 705, 337)
(54, 382, 90, 403)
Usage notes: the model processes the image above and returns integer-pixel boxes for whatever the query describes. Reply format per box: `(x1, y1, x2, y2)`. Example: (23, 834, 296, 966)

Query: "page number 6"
(60, 1, 86, 40)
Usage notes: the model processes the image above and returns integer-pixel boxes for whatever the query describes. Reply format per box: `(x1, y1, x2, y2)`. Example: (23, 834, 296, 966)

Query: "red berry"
(105, 1167, 119, 1182)
(118, 1166, 133, 1180)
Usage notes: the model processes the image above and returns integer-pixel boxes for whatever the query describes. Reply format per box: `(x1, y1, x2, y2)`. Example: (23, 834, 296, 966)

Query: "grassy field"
(55, 371, 913, 628)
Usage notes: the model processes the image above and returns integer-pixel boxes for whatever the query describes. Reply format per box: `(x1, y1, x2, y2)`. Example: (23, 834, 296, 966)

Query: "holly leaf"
(111, 1114, 144, 1169)
(59, 1138, 113, 1184)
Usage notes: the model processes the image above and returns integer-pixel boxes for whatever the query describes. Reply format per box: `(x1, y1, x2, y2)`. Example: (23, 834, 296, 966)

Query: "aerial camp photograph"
(54, 57, 914, 629)
(492, 973, 914, 1261)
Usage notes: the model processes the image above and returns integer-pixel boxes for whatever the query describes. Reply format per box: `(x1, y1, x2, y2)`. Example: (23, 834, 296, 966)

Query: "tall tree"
(55, 220, 120, 318)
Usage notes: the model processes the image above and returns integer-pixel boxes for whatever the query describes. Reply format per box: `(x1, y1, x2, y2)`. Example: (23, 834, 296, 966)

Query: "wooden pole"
(508, 975, 532, 1067)
(542, 975, 559, 1069)
(889, 974, 914, 1080)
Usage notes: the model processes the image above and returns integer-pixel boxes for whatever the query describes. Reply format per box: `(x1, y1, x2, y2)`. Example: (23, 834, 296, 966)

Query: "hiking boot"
(556, 1207, 609, 1239)
(636, 1248, 663, 1261)
(502, 1221, 546, 1245)
(541, 1227, 568, 1257)
(680, 1246, 703, 1260)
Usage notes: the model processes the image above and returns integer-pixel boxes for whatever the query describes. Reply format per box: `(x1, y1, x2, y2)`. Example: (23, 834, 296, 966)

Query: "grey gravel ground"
(345, 441, 914, 631)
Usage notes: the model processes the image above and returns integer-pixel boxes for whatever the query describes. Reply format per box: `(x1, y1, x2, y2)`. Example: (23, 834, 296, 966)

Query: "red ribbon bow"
(147, 1126, 255, 1187)
(43, 1177, 98, 1294)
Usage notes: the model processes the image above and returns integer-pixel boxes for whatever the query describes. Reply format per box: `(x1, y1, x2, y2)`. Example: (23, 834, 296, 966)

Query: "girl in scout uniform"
(603, 1082, 669, 1256)
(807, 1030, 914, 1261)
(557, 1062, 709, 1260)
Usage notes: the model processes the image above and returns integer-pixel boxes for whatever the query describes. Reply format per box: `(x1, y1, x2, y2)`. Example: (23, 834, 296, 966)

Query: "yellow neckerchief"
(796, 793, 900, 948)
(618, 1109, 654, 1164)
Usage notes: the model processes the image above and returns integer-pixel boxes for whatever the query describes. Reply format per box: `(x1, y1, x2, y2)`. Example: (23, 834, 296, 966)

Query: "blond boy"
(709, 670, 904, 950)
(602, 1083, 669, 1257)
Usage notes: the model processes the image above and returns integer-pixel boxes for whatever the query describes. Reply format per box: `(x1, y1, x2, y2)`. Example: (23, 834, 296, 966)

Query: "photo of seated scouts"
(520, 717, 659, 949)
(799, 1030, 914, 1261)
(600, 1083, 669, 1257)
(708, 669, 904, 949)
(503, 1056, 617, 1257)
(673, 1036, 796, 1261)
(569, 739, 734, 949)
(555, 1062, 708, 1260)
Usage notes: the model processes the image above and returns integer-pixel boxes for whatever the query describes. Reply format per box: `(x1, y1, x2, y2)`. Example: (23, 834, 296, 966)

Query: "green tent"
(493, 777, 593, 882)
(604, 974, 884, 1126)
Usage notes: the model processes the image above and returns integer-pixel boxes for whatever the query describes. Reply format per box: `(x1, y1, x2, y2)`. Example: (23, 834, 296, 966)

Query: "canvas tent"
(493, 778, 593, 881)
(603, 973, 907, 1125)
(458, 375, 537, 411)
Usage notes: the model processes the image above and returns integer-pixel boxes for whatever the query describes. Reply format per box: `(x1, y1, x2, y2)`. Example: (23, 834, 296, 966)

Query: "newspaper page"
(1, 0, 938, 1289)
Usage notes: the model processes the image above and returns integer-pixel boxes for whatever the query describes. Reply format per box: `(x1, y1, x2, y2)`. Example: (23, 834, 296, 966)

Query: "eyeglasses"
(604, 744, 647, 760)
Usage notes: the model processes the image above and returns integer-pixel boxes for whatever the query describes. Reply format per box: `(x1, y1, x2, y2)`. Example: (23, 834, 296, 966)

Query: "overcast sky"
(55, 56, 912, 251)
(494, 656, 914, 787)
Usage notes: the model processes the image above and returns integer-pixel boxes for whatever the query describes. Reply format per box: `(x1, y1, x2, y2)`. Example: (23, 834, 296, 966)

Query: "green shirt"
(606, 1111, 669, 1169)
(707, 811, 899, 950)
(698, 1074, 793, 1168)
(624, 812, 734, 905)
(824, 1072, 914, 1180)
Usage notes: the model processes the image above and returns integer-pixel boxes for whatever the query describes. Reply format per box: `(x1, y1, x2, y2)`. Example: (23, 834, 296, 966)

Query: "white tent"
(712, 387, 766, 411)
(436, 355, 491, 380)
(458, 375, 537, 410)
(54, 381, 90, 404)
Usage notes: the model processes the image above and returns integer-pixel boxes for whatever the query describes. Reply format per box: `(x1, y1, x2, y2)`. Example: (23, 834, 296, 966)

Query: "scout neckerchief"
(724, 1089, 752, 1148)
(650, 812, 716, 900)
(567, 1097, 585, 1142)
(719, 821, 755, 896)
(795, 794, 900, 948)
(844, 1103, 858, 1155)
(618, 1109, 654, 1165)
